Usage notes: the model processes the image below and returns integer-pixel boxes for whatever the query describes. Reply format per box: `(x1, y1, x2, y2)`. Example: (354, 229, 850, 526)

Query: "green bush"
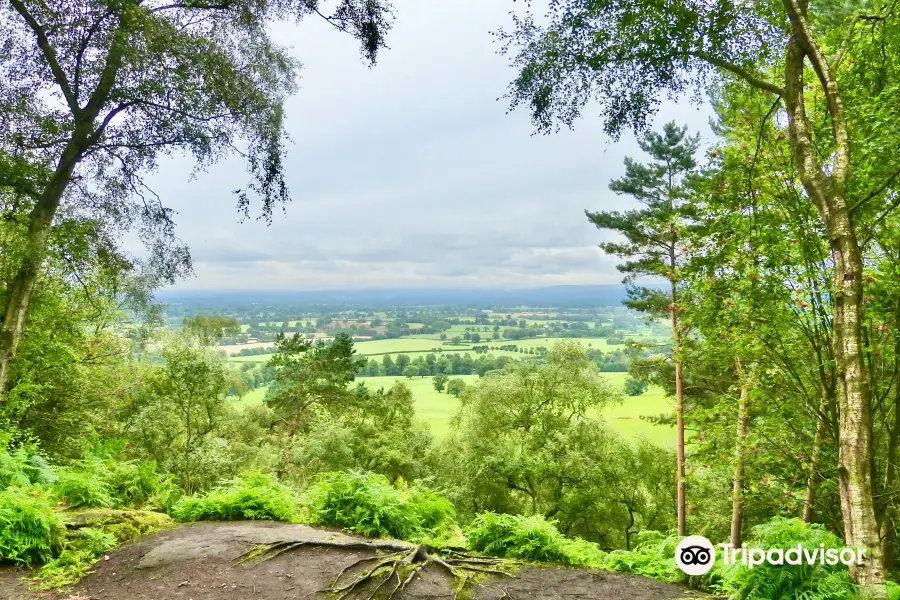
(465, 513, 605, 566)
(0, 449, 57, 488)
(600, 530, 682, 581)
(106, 460, 168, 507)
(303, 471, 456, 541)
(0, 488, 66, 566)
(712, 517, 858, 600)
(171, 472, 297, 522)
(53, 467, 114, 508)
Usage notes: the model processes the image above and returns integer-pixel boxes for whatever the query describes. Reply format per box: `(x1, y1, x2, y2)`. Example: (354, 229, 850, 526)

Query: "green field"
(226, 336, 656, 365)
(230, 371, 674, 446)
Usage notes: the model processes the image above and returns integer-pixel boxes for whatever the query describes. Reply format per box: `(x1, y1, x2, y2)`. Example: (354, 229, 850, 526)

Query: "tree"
(586, 122, 699, 536)
(433, 341, 671, 546)
(403, 365, 420, 379)
(395, 353, 411, 372)
(432, 373, 449, 393)
(471, 333, 481, 343)
(382, 354, 396, 377)
(0, 0, 394, 404)
(446, 378, 467, 397)
(266, 332, 360, 438)
(500, 2, 900, 590)
(183, 314, 240, 346)
(146, 338, 231, 494)
(624, 377, 649, 397)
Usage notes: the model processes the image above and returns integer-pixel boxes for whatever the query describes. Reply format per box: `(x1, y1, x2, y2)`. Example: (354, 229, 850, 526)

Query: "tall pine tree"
(586, 122, 699, 535)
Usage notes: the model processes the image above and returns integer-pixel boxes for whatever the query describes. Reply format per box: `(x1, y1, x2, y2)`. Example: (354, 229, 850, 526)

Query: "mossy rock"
(59, 509, 174, 543)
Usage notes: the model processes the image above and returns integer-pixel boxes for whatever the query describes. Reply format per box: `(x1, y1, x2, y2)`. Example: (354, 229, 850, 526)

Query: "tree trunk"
(671, 282, 686, 537)
(730, 360, 750, 548)
(0, 142, 83, 401)
(879, 321, 900, 571)
(783, 13, 886, 592)
(803, 392, 829, 522)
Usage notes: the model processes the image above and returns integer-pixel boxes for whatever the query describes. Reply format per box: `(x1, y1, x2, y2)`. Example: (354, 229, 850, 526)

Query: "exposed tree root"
(236, 539, 516, 600)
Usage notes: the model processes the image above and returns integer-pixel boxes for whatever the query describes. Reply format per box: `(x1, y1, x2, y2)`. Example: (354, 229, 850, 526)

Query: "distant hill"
(155, 285, 636, 309)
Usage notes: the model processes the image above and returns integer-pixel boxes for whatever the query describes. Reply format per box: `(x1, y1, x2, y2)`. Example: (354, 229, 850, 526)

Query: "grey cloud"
(141, 0, 713, 290)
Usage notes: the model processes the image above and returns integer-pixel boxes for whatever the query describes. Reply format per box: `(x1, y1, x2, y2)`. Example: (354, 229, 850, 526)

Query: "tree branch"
(9, 0, 80, 115)
(689, 51, 785, 96)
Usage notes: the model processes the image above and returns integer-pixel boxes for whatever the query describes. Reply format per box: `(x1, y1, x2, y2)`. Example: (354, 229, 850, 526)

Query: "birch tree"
(499, 1, 900, 592)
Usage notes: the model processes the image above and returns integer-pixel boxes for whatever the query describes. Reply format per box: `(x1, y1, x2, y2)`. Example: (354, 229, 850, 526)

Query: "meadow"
(231, 370, 674, 446)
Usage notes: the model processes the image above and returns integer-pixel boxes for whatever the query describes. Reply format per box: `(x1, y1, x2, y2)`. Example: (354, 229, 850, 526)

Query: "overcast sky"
(146, 0, 714, 291)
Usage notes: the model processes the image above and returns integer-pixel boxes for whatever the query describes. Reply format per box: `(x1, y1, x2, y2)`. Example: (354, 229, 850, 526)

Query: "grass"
(231, 386, 269, 407)
(600, 373, 674, 447)
(229, 372, 674, 446)
(353, 338, 449, 355)
(357, 375, 478, 438)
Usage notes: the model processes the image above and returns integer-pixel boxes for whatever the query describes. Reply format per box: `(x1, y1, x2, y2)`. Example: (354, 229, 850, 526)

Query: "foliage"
(713, 518, 859, 600)
(600, 531, 682, 582)
(0, 487, 65, 566)
(303, 471, 456, 542)
(34, 527, 117, 590)
(465, 512, 605, 566)
(0, 448, 57, 488)
(624, 377, 649, 396)
(53, 467, 114, 509)
(171, 472, 298, 523)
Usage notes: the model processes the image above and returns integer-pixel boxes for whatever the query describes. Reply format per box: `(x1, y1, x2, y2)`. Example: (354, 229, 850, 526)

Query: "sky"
(145, 0, 714, 291)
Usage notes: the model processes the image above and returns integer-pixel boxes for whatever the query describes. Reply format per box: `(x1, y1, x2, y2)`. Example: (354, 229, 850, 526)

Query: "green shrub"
(600, 530, 682, 581)
(53, 467, 114, 508)
(465, 513, 605, 566)
(712, 517, 857, 600)
(171, 472, 297, 522)
(303, 471, 456, 541)
(0, 488, 66, 565)
(0, 449, 57, 488)
(105, 460, 167, 507)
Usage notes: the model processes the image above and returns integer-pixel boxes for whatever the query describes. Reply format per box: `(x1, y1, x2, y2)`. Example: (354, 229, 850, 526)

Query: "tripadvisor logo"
(675, 536, 716, 575)
(675, 535, 868, 576)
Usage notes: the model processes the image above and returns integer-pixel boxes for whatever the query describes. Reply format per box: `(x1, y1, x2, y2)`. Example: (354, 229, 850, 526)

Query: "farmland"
(230, 370, 674, 445)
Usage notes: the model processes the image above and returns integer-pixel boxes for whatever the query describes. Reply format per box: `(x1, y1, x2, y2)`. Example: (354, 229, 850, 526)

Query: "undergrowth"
(0, 487, 65, 566)
(465, 513, 606, 566)
(32, 527, 117, 590)
(710, 518, 860, 600)
(303, 471, 457, 542)
(171, 471, 298, 522)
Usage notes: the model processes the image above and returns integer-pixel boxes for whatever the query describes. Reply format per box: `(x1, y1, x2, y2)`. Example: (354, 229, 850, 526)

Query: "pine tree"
(586, 121, 699, 535)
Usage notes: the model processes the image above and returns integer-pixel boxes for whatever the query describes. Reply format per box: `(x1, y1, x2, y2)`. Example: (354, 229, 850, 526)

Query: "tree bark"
(0, 141, 84, 401)
(803, 392, 829, 522)
(730, 359, 750, 548)
(671, 281, 686, 537)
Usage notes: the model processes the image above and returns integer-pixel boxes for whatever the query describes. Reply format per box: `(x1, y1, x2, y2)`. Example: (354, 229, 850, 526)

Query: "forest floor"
(0, 521, 709, 600)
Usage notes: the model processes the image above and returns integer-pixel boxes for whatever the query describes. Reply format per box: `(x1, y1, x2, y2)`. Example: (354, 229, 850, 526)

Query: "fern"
(171, 471, 297, 522)
(303, 471, 456, 541)
(465, 513, 606, 566)
(0, 487, 66, 566)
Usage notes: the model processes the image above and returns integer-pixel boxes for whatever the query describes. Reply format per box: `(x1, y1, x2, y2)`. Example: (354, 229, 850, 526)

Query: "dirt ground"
(0, 521, 709, 600)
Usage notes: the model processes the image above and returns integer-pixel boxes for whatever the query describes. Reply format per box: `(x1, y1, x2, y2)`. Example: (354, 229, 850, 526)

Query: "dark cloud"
(141, 0, 713, 290)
